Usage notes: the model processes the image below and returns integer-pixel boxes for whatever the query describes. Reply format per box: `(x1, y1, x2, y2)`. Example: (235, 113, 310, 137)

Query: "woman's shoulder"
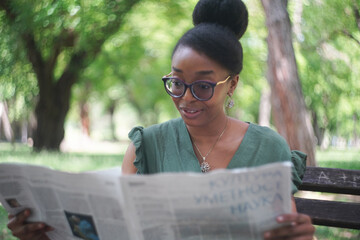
(145, 117, 183, 132)
(230, 119, 285, 144)
(129, 118, 183, 137)
(247, 122, 288, 146)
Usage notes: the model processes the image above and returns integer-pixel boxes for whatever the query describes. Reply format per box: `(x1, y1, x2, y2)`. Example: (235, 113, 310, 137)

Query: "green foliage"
(0, 11, 38, 123)
(0, 206, 17, 240)
(294, 0, 360, 138)
(1, 0, 359, 146)
(1, 0, 142, 148)
(232, 0, 268, 122)
(74, 0, 197, 126)
(315, 226, 359, 240)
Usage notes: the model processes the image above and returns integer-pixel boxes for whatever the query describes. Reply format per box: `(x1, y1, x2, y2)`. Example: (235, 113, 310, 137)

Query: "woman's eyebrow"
(171, 67, 214, 76)
(172, 67, 182, 73)
(195, 70, 214, 76)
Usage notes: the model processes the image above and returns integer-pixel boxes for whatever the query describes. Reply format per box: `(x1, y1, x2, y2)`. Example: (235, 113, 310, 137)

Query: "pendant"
(200, 161, 211, 173)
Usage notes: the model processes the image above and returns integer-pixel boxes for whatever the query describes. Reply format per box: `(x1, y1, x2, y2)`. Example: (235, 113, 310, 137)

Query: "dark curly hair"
(172, 0, 249, 75)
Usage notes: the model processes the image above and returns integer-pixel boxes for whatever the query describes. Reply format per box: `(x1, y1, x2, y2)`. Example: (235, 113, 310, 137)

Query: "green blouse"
(128, 117, 306, 193)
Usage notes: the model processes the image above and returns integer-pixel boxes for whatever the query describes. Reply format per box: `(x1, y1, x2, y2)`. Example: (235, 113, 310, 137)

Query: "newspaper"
(0, 162, 292, 240)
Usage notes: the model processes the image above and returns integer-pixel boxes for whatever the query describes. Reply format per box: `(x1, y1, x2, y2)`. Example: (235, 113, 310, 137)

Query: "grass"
(0, 143, 359, 239)
(316, 148, 360, 169)
(0, 143, 124, 172)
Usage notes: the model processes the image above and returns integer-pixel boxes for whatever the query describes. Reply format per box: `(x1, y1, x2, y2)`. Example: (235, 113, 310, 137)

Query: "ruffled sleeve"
(128, 126, 146, 174)
(291, 150, 307, 193)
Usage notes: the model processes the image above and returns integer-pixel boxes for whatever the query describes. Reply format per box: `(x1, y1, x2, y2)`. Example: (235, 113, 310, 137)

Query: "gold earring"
(226, 93, 234, 109)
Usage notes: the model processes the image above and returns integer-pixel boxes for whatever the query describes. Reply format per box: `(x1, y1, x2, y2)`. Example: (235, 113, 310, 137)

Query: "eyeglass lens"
(165, 78, 213, 100)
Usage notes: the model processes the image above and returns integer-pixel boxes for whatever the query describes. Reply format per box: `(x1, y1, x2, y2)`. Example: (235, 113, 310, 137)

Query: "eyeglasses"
(162, 72, 231, 101)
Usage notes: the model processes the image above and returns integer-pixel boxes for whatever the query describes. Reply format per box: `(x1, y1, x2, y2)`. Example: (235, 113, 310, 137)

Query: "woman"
(8, 0, 315, 239)
(122, 0, 315, 239)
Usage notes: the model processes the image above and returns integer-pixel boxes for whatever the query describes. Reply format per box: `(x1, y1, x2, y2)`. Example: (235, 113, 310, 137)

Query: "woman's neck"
(186, 115, 230, 144)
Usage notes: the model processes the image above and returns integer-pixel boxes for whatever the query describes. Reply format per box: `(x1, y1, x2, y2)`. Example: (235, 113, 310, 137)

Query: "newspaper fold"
(0, 161, 292, 240)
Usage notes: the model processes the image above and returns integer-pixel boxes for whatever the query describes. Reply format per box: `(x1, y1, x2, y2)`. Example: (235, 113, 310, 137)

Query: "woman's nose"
(182, 87, 196, 101)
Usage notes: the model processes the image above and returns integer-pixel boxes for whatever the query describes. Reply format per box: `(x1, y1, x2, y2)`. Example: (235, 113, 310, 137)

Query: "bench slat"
(299, 167, 360, 195)
(295, 197, 360, 229)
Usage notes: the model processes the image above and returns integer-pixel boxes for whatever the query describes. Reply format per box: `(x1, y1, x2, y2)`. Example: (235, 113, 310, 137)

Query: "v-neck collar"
(226, 123, 253, 169)
(180, 118, 253, 172)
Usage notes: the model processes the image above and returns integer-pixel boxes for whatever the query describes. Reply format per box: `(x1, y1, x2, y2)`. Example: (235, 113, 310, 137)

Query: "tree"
(0, 0, 140, 151)
(295, 0, 360, 147)
(261, 0, 316, 165)
(0, 10, 38, 143)
(77, 0, 195, 132)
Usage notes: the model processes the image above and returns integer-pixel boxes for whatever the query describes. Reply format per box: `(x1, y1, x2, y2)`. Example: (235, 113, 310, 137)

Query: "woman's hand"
(7, 209, 52, 240)
(263, 213, 315, 240)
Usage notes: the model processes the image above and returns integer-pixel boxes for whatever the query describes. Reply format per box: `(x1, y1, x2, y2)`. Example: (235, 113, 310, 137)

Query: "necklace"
(192, 118, 228, 173)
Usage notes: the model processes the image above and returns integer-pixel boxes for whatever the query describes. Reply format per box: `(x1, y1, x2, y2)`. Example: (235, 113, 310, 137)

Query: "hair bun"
(192, 0, 248, 39)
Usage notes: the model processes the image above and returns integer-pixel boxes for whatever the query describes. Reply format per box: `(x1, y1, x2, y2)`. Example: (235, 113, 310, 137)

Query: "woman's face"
(170, 46, 236, 127)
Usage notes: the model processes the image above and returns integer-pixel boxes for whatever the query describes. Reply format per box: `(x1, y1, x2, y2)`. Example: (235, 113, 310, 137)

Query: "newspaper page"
(0, 162, 292, 240)
(0, 164, 133, 240)
(120, 162, 292, 240)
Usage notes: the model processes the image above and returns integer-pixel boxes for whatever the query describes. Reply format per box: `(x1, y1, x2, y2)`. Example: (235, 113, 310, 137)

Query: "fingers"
(277, 213, 312, 225)
(264, 213, 315, 240)
(7, 209, 31, 229)
(11, 222, 46, 235)
(264, 223, 314, 240)
(7, 209, 52, 240)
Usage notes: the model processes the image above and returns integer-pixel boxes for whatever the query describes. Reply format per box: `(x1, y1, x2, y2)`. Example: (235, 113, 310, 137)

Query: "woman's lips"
(180, 107, 202, 119)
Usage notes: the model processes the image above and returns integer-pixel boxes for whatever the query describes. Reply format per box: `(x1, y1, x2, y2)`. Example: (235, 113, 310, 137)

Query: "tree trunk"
(258, 89, 271, 127)
(79, 81, 92, 138)
(108, 100, 118, 141)
(21, 121, 28, 143)
(353, 113, 358, 147)
(0, 101, 14, 142)
(80, 101, 91, 137)
(33, 75, 73, 151)
(1, 0, 140, 151)
(312, 111, 325, 146)
(261, 0, 316, 166)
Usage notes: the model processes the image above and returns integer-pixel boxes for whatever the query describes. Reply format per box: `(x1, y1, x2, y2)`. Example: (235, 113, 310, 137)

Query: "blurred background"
(0, 0, 359, 155)
(0, 0, 359, 239)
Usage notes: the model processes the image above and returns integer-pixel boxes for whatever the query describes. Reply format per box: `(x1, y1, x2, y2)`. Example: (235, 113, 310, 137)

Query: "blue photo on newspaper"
(65, 211, 100, 240)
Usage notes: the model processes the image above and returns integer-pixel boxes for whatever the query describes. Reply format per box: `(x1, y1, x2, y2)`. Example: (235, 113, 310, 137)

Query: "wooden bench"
(295, 167, 360, 229)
